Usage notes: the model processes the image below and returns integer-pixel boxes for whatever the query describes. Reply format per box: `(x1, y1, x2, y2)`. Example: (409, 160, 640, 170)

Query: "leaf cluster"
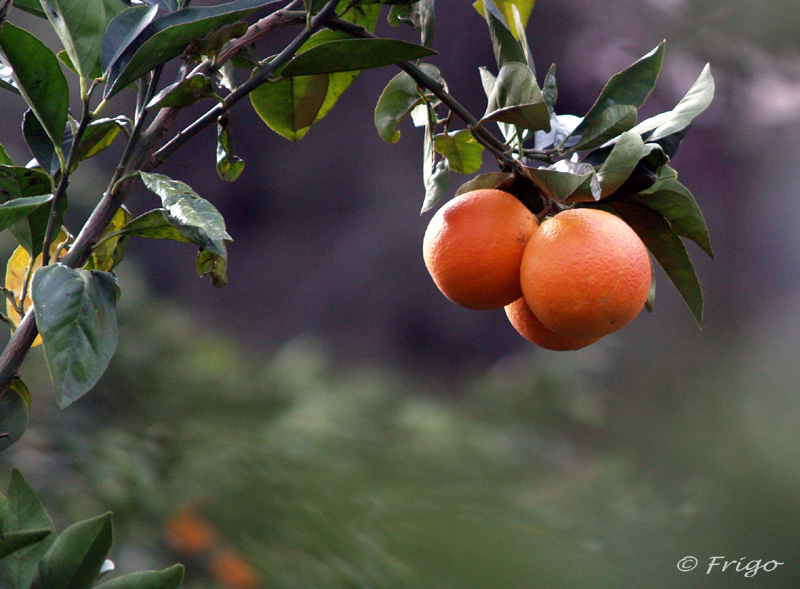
(0, 469, 184, 589)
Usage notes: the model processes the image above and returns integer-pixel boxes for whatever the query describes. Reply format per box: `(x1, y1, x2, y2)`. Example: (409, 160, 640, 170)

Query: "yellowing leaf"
(473, 0, 535, 41)
(5, 228, 70, 347)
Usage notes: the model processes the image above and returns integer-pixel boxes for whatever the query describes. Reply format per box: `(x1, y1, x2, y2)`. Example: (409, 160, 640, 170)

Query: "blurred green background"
(3, 1, 800, 587)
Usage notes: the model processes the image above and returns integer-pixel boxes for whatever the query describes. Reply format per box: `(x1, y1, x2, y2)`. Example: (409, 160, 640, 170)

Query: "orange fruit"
(209, 549, 260, 589)
(505, 297, 600, 351)
(423, 189, 537, 310)
(520, 208, 651, 339)
(164, 508, 216, 555)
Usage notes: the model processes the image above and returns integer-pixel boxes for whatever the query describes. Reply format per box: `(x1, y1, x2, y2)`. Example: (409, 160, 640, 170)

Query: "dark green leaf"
(636, 177, 713, 259)
(433, 130, 484, 174)
(216, 118, 245, 182)
(31, 512, 113, 589)
(454, 172, 513, 196)
(387, 0, 433, 46)
(23, 110, 72, 177)
(632, 63, 715, 142)
(0, 23, 69, 149)
(139, 172, 231, 286)
(611, 199, 703, 326)
(421, 158, 449, 214)
(95, 564, 185, 589)
(40, 0, 125, 81)
(526, 160, 600, 203)
(482, 62, 550, 134)
(101, 4, 160, 75)
(31, 266, 119, 408)
(572, 104, 637, 151)
(596, 130, 648, 197)
(283, 38, 436, 77)
(146, 73, 220, 109)
(573, 42, 665, 137)
(0, 193, 54, 233)
(9, 0, 46, 18)
(0, 381, 30, 452)
(105, 0, 280, 98)
(2, 469, 56, 589)
(0, 529, 52, 559)
(373, 63, 441, 143)
(0, 165, 65, 259)
(542, 63, 557, 111)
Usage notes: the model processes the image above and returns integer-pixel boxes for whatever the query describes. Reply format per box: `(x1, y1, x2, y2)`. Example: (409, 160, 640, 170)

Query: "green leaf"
(0, 144, 12, 166)
(111, 209, 193, 243)
(454, 172, 513, 196)
(420, 104, 449, 214)
(40, 0, 125, 82)
(0, 23, 69, 150)
(596, 130, 648, 197)
(31, 266, 119, 409)
(632, 63, 715, 142)
(476, 0, 527, 70)
(105, 0, 280, 98)
(283, 38, 436, 77)
(0, 382, 30, 452)
(636, 177, 713, 259)
(31, 512, 113, 589)
(23, 109, 70, 177)
(74, 117, 129, 166)
(251, 29, 366, 142)
(101, 4, 160, 75)
(216, 118, 245, 182)
(526, 160, 600, 203)
(2, 469, 56, 589)
(0, 193, 54, 234)
(573, 42, 665, 137)
(139, 172, 231, 286)
(541, 63, 557, 111)
(146, 73, 220, 109)
(0, 165, 64, 259)
(0, 529, 52, 559)
(482, 62, 550, 135)
(572, 104, 638, 151)
(57, 50, 104, 80)
(433, 130, 484, 174)
(89, 206, 131, 272)
(611, 200, 703, 326)
(10, 0, 46, 18)
(373, 63, 441, 143)
(95, 564, 185, 589)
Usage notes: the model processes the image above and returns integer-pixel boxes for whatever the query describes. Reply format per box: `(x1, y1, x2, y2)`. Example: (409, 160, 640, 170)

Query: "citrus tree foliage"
(0, 0, 713, 585)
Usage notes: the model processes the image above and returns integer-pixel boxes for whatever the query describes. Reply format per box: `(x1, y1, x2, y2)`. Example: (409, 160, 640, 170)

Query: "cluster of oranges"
(422, 189, 652, 351)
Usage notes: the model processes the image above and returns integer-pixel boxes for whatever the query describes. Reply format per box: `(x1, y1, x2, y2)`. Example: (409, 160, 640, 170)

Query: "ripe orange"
(209, 549, 260, 589)
(520, 208, 651, 339)
(423, 189, 537, 310)
(164, 508, 216, 555)
(504, 297, 600, 351)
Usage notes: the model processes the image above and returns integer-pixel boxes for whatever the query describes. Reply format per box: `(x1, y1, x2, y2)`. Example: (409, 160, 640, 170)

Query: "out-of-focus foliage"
(4, 265, 800, 588)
